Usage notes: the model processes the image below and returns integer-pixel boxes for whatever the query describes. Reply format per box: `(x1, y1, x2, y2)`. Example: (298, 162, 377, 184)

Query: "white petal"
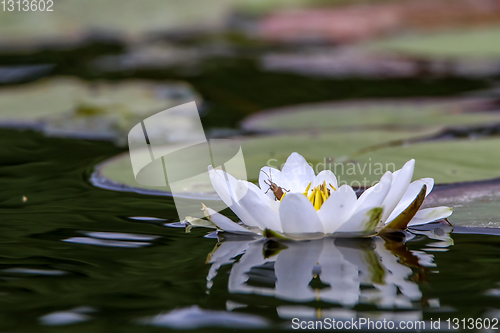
(208, 166, 236, 206)
(385, 177, 434, 224)
(235, 181, 283, 232)
(203, 206, 254, 233)
(265, 199, 281, 214)
(408, 207, 453, 227)
(317, 185, 357, 233)
(421, 177, 434, 195)
(258, 166, 291, 200)
(312, 170, 338, 194)
(279, 192, 324, 234)
(281, 152, 315, 192)
(354, 171, 392, 213)
(381, 159, 415, 223)
(208, 167, 262, 228)
(335, 207, 382, 234)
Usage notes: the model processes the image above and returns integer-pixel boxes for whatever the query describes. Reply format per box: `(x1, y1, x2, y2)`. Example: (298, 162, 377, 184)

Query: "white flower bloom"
(202, 152, 452, 239)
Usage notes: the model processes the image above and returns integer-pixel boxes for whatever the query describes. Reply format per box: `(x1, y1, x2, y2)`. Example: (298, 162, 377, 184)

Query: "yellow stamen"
(314, 187, 322, 210)
(322, 181, 328, 198)
(303, 182, 312, 196)
(305, 182, 332, 211)
(320, 189, 326, 202)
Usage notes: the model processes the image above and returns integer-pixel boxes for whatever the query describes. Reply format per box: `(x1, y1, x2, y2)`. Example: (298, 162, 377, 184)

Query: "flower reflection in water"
(206, 222, 453, 321)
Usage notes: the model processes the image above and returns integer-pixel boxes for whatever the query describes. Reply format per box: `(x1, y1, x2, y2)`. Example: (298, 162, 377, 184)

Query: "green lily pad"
(423, 180, 500, 228)
(450, 197, 500, 228)
(92, 128, 436, 196)
(95, 128, 500, 202)
(367, 25, 500, 58)
(353, 137, 500, 184)
(235, 129, 439, 180)
(0, 78, 199, 145)
(239, 135, 500, 185)
(242, 99, 500, 132)
(0, 78, 83, 122)
(93, 149, 221, 199)
(97, 134, 500, 230)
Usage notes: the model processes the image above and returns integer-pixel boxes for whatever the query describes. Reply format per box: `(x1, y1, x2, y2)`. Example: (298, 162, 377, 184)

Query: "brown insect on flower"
(261, 170, 289, 201)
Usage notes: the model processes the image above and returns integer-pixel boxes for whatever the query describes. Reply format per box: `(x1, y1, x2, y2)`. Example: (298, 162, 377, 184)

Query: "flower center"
(278, 181, 336, 210)
(304, 181, 336, 211)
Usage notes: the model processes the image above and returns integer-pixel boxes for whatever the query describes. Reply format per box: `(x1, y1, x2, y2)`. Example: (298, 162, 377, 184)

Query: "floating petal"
(408, 206, 453, 227)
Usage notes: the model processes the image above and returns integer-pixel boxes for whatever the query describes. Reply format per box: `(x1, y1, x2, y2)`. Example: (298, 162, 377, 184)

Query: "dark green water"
(1, 38, 500, 331)
(0, 128, 500, 332)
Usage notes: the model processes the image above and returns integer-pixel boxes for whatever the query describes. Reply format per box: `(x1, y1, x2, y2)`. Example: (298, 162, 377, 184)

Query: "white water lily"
(202, 152, 452, 239)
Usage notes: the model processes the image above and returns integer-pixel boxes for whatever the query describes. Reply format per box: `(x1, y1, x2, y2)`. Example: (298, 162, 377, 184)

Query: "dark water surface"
(1, 38, 500, 331)
(0, 128, 499, 332)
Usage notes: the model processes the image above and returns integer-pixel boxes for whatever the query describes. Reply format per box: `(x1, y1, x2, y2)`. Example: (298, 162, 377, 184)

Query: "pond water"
(1, 128, 500, 332)
(1, 12, 500, 329)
